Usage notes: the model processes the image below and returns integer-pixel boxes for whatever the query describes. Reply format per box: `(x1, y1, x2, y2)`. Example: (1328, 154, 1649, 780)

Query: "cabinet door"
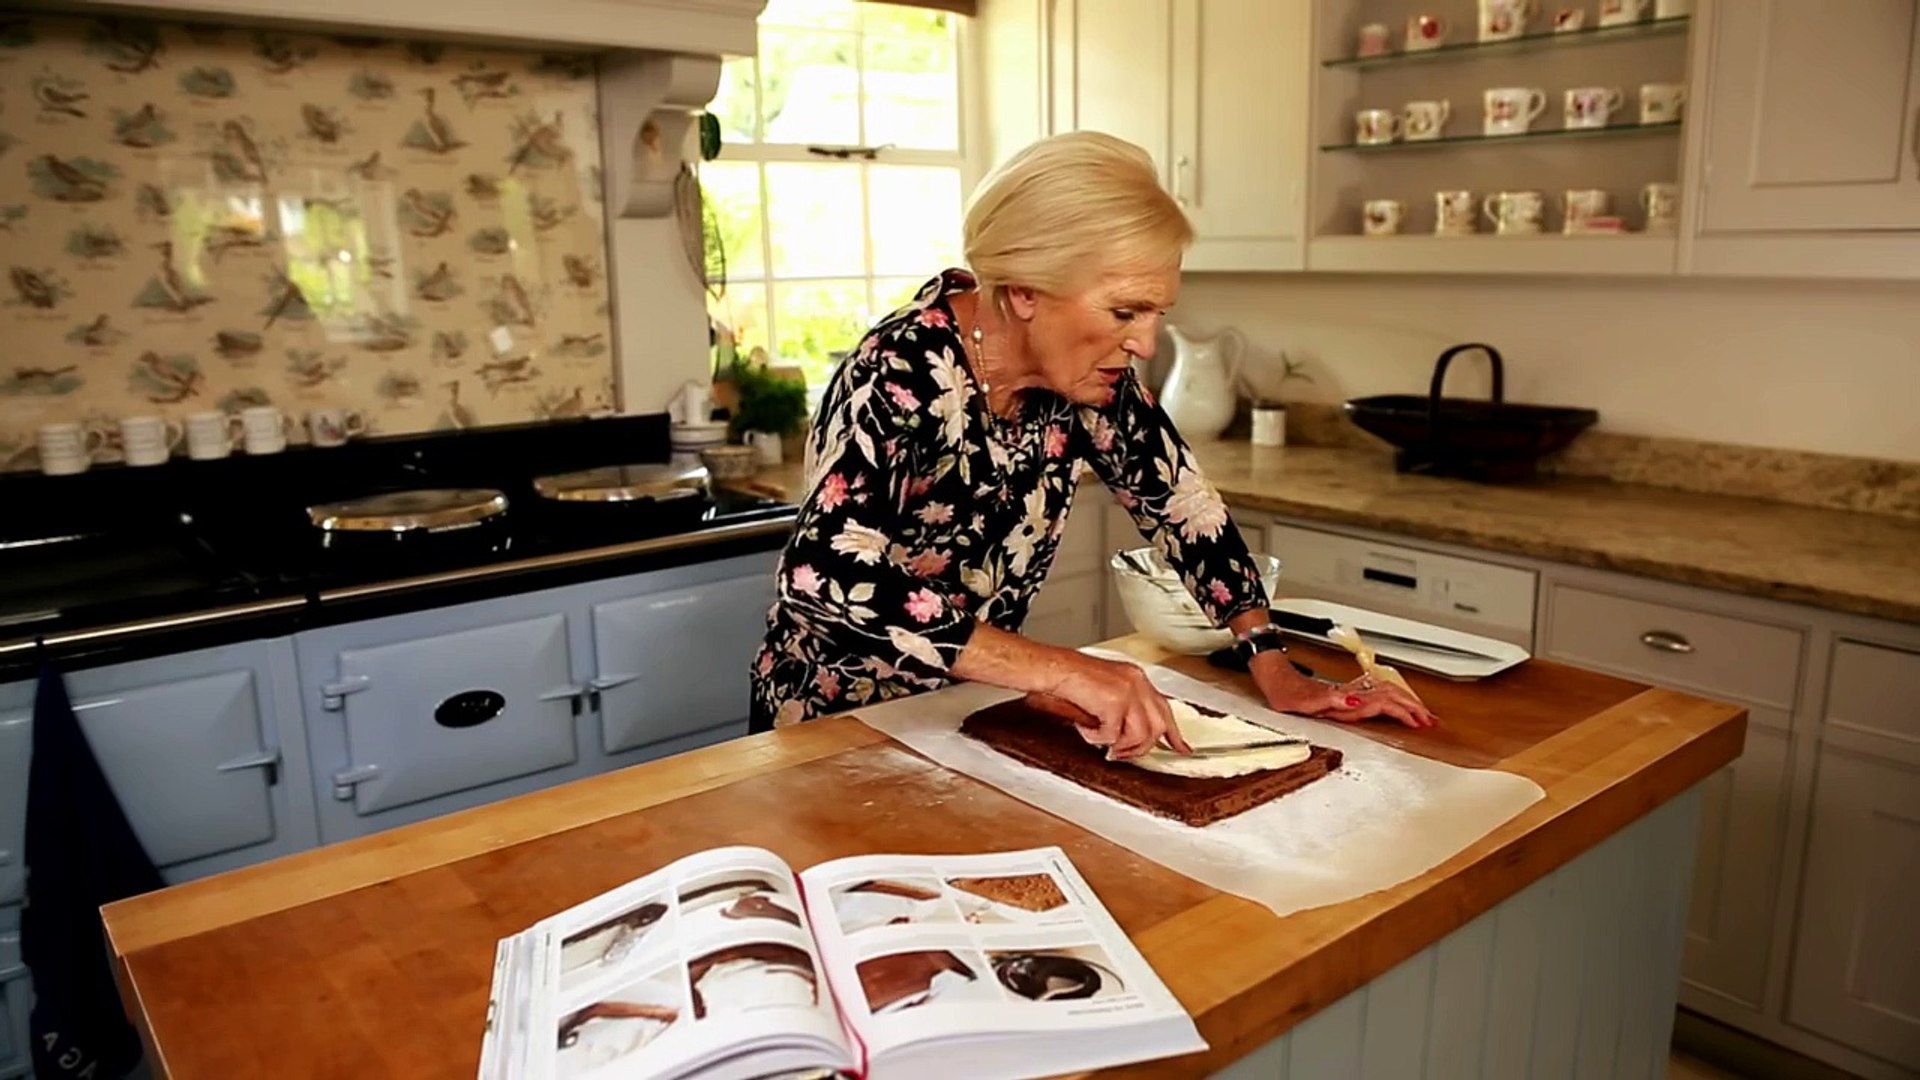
(1051, 0, 1174, 179)
(1173, 0, 1309, 269)
(1785, 748, 1920, 1067)
(1784, 640, 1920, 1067)
(1700, 1, 1920, 232)
(1680, 714, 1792, 1010)
(592, 572, 774, 755)
(0, 707, 24, 907)
(326, 614, 578, 815)
(0, 921, 25, 1080)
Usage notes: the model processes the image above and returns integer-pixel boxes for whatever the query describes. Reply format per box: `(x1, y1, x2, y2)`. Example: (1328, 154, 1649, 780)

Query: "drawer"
(1825, 640, 1920, 751)
(1544, 585, 1803, 710)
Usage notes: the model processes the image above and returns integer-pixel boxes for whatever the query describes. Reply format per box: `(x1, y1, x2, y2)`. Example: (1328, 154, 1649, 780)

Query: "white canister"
(1250, 403, 1287, 448)
(744, 430, 784, 467)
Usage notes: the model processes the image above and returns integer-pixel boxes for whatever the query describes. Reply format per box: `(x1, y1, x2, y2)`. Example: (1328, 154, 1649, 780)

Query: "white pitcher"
(1158, 323, 1245, 441)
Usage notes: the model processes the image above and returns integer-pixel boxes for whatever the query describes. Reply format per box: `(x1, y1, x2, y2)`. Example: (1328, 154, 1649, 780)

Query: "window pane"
(774, 280, 869, 384)
(700, 161, 765, 278)
(709, 282, 769, 360)
(760, 28, 859, 145)
(766, 163, 866, 278)
(863, 24, 958, 149)
(762, 0, 857, 30)
(868, 166, 962, 277)
(860, 4, 950, 36)
(873, 276, 929, 319)
(709, 57, 758, 144)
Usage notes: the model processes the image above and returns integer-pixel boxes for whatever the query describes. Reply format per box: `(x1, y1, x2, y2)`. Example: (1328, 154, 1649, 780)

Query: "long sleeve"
(1076, 370, 1269, 626)
(775, 334, 981, 689)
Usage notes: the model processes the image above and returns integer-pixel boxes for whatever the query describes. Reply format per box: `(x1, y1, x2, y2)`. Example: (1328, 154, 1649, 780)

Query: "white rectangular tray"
(1270, 598, 1531, 682)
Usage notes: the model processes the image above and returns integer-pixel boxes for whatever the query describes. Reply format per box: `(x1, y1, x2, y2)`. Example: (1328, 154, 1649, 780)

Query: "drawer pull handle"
(1640, 630, 1694, 654)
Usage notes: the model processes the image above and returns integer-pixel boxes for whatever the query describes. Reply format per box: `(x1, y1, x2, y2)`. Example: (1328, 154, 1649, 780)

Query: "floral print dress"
(748, 268, 1268, 732)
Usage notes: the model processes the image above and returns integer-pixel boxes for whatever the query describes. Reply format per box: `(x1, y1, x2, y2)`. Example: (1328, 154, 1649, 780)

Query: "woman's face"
(1013, 265, 1179, 407)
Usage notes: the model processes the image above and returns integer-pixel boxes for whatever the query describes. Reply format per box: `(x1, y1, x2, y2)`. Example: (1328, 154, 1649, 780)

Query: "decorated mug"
(1484, 87, 1548, 135)
(1435, 190, 1478, 235)
(1363, 199, 1406, 236)
(1403, 99, 1453, 141)
(1483, 190, 1546, 235)
(1564, 86, 1626, 129)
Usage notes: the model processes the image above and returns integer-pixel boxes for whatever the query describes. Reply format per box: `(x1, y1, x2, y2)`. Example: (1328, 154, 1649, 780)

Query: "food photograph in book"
(985, 943, 1131, 1004)
(944, 868, 1076, 925)
(555, 963, 688, 1077)
(676, 868, 805, 936)
(827, 875, 962, 934)
(685, 939, 822, 1020)
(854, 944, 1002, 1015)
(558, 894, 672, 992)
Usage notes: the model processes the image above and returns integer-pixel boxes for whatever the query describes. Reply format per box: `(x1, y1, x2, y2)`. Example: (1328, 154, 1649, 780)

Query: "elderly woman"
(749, 132, 1434, 756)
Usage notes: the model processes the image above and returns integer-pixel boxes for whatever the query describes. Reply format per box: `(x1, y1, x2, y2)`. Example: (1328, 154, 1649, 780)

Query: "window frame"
(702, 4, 985, 390)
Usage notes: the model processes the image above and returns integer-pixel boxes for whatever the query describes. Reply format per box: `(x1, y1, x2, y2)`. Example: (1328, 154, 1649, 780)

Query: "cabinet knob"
(1639, 629, 1694, 654)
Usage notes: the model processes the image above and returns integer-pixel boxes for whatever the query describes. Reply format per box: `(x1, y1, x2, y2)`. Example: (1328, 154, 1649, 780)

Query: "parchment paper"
(853, 650, 1546, 917)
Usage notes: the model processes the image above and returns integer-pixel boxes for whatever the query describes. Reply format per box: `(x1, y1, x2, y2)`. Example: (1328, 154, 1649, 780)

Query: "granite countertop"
(726, 445, 1919, 624)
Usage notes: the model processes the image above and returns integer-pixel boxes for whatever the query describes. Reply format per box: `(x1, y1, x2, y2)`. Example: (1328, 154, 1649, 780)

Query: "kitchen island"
(101, 635, 1744, 1079)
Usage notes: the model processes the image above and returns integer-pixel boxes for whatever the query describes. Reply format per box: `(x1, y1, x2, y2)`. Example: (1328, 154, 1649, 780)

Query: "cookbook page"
(798, 847, 1201, 1061)
(524, 846, 856, 1080)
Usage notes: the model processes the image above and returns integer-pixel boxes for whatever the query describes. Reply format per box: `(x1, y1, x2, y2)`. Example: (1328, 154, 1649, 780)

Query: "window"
(702, 0, 970, 392)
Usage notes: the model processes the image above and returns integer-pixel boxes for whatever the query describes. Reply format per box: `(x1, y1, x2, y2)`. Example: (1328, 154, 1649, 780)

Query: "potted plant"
(725, 355, 808, 466)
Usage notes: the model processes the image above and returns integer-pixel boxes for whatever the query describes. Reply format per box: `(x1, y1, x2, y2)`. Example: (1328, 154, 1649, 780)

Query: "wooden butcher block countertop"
(102, 637, 1746, 1079)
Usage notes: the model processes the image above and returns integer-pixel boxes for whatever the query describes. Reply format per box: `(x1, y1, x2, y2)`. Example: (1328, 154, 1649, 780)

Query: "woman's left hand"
(1246, 651, 1438, 729)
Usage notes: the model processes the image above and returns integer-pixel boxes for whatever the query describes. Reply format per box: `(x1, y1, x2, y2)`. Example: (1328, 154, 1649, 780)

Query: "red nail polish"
(1345, 695, 1363, 708)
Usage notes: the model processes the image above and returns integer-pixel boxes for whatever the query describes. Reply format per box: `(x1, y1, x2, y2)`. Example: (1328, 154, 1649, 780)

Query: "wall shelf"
(1306, 234, 1678, 275)
(1321, 121, 1683, 154)
(1323, 15, 1690, 69)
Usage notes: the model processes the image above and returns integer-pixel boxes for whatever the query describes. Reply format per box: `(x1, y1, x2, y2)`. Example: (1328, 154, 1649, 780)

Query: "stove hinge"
(331, 763, 381, 801)
(320, 675, 372, 711)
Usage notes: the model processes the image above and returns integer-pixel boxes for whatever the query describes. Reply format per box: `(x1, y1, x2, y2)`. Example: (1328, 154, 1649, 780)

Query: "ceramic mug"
(1564, 86, 1625, 129)
(1483, 190, 1545, 235)
(1404, 14, 1449, 51)
(1654, 0, 1692, 17)
(1598, 0, 1650, 25)
(1552, 6, 1586, 31)
(1355, 108, 1400, 145)
(119, 414, 183, 467)
(1640, 83, 1687, 124)
(1478, 0, 1538, 41)
(240, 405, 291, 455)
(1403, 99, 1452, 141)
(1484, 87, 1548, 135)
(307, 407, 367, 448)
(1435, 190, 1478, 235)
(36, 422, 107, 476)
(185, 410, 245, 460)
(745, 429, 784, 466)
(1563, 189, 1612, 233)
(1362, 199, 1406, 236)
(1357, 22, 1391, 56)
(1641, 182, 1680, 233)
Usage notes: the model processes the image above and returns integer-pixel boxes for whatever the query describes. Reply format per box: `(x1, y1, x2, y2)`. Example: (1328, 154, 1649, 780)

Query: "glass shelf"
(1320, 120, 1682, 153)
(1323, 15, 1690, 69)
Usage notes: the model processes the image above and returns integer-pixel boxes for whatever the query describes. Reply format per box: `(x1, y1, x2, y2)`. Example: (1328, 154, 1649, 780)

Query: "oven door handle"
(586, 673, 638, 712)
(540, 682, 591, 715)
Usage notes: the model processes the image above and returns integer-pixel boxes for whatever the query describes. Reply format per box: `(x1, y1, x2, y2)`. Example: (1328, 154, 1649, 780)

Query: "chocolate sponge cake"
(959, 696, 1341, 828)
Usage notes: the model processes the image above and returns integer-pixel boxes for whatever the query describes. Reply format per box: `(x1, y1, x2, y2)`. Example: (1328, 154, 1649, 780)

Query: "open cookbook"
(477, 845, 1206, 1080)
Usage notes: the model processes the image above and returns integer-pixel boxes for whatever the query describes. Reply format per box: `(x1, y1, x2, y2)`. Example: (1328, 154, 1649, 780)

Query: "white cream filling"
(1126, 700, 1311, 779)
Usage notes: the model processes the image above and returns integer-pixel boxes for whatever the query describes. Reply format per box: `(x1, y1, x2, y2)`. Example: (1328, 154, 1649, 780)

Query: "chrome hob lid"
(531, 462, 710, 503)
(307, 488, 509, 533)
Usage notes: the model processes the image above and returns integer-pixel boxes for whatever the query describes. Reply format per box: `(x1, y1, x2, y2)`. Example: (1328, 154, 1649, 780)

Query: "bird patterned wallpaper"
(0, 12, 616, 470)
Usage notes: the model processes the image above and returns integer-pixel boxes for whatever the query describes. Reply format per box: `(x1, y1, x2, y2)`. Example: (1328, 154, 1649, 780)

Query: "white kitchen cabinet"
(1687, 0, 1920, 279)
(1697, 1, 1920, 233)
(1042, 0, 1309, 271)
(1783, 640, 1920, 1072)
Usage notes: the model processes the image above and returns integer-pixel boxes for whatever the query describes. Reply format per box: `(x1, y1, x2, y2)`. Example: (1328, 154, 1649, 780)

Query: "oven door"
(320, 613, 580, 816)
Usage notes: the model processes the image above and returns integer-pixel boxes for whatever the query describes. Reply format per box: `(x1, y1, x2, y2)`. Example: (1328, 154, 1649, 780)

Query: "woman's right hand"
(1041, 653, 1192, 759)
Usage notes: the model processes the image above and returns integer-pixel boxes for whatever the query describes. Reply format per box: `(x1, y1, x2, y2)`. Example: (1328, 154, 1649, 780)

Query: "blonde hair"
(963, 131, 1192, 313)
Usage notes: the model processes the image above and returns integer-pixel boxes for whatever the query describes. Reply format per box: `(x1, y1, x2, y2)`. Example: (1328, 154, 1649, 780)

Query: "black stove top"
(0, 415, 796, 648)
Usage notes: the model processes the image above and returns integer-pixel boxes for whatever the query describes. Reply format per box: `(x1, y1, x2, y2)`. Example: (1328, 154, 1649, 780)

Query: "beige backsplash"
(0, 13, 616, 470)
